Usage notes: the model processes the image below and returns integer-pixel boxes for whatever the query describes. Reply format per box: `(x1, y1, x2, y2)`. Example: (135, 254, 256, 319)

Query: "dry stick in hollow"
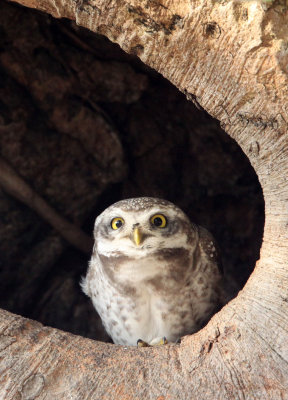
(0, 156, 93, 254)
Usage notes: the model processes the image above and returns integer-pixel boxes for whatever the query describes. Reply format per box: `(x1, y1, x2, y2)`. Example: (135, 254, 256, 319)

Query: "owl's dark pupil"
(115, 220, 123, 228)
(153, 217, 163, 226)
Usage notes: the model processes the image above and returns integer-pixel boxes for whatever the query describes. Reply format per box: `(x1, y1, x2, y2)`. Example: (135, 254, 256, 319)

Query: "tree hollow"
(1, 0, 288, 398)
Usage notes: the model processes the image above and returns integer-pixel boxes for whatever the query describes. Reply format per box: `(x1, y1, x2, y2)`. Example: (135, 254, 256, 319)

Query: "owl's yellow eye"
(111, 217, 124, 230)
(151, 214, 167, 228)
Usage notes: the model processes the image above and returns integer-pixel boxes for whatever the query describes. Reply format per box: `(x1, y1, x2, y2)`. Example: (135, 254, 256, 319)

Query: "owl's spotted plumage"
(82, 197, 223, 346)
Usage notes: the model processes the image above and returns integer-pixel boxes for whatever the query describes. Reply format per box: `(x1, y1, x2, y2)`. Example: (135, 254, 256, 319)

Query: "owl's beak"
(133, 227, 143, 246)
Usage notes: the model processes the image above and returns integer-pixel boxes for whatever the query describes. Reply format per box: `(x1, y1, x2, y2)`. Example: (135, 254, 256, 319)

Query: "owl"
(81, 197, 223, 346)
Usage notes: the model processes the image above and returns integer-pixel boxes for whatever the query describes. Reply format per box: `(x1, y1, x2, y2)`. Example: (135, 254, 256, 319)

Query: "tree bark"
(2, 0, 288, 398)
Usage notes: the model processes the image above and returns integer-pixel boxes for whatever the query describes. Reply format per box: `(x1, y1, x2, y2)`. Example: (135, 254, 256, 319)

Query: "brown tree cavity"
(0, 0, 287, 399)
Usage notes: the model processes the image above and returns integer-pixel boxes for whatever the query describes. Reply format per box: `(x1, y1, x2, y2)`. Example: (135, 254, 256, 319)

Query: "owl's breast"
(99, 247, 192, 286)
(87, 248, 220, 345)
(88, 254, 193, 345)
(92, 273, 188, 345)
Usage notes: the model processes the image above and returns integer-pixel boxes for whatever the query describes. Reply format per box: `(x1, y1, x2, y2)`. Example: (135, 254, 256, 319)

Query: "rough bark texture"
(0, 0, 287, 399)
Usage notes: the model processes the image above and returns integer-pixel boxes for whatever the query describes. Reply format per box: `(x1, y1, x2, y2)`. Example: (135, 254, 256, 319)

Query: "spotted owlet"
(82, 197, 223, 346)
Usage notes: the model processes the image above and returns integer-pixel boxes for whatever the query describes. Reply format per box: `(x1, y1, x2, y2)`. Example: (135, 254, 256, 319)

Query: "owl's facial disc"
(95, 202, 195, 258)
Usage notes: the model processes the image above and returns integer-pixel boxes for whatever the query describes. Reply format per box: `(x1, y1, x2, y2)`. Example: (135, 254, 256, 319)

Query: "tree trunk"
(1, 0, 288, 398)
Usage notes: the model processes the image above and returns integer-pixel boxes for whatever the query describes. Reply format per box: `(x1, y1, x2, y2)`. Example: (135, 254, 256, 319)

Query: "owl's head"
(93, 197, 197, 258)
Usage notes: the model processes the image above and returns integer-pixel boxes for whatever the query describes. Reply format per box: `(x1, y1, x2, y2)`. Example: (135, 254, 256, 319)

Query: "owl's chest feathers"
(91, 253, 187, 338)
(98, 274, 185, 344)
(88, 248, 220, 345)
(100, 249, 191, 293)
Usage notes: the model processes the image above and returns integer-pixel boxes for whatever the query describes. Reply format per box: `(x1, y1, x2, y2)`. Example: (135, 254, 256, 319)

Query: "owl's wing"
(197, 225, 223, 274)
(80, 275, 89, 296)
